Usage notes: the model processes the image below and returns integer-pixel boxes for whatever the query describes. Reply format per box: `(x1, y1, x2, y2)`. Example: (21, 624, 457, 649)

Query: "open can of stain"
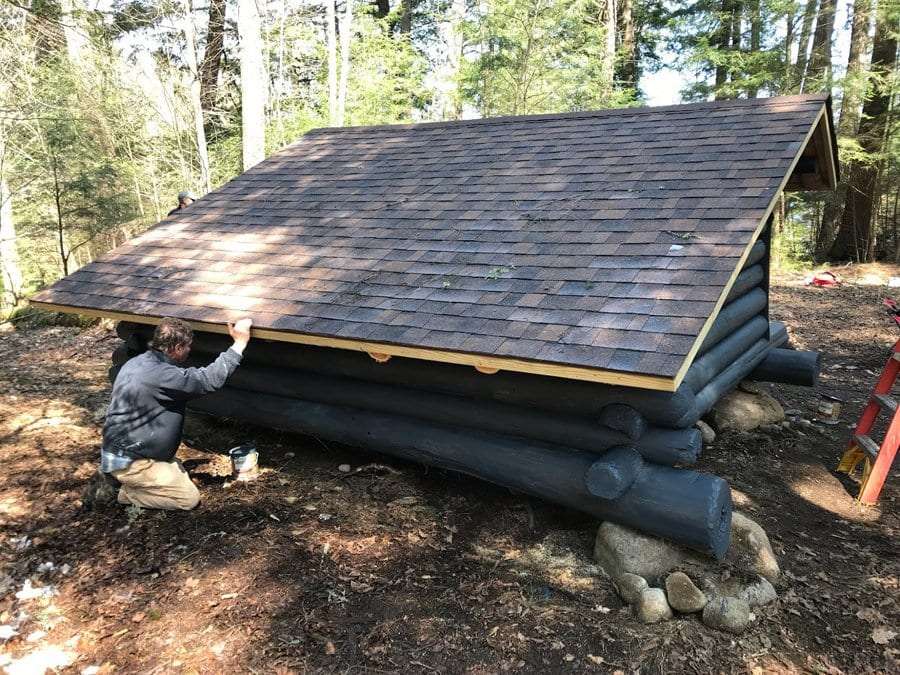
(229, 443, 259, 481)
(817, 395, 842, 425)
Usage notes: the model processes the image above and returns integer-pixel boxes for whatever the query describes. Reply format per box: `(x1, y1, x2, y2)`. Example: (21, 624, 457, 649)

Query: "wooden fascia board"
(671, 103, 829, 390)
(30, 300, 680, 392)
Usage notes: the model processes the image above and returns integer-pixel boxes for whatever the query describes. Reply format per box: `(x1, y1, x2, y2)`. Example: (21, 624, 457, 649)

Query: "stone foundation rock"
(665, 571, 707, 613)
(594, 511, 780, 634)
(635, 588, 673, 624)
(710, 387, 785, 432)
(702, 596, 751, 634)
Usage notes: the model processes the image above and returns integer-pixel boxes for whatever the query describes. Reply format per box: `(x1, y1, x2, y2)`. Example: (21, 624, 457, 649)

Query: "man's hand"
(228, 318, 253, 354)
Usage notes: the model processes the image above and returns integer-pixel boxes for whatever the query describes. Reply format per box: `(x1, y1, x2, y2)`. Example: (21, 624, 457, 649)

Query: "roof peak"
(307, 94, 830, 136)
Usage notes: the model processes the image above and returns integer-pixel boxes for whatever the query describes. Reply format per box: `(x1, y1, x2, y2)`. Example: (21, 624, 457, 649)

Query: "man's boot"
(81, 470, 122, 510)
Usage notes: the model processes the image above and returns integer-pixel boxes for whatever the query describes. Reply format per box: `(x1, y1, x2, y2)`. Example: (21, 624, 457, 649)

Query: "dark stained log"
(676, 338, 771, 426)
(698, 288, 768, 355)
(189, 386, 733, 557)
(769, 320, 789, 347)
(118, 324, 701, 428)
(682, 315, 768, 392)
(748, 348, 820, 386)
(585, 446, 644, 499)
(742, 240, 766, 269)
(725, 265, 765, 303)
(638, 427, 701, 465)
(598, 404, 646, 440)
(183, 358, 699, 464)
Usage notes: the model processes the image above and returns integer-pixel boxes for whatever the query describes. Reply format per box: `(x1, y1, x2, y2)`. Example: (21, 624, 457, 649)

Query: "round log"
(769, 320, 789, 348)
(638, 427, 702, 465)
(682, 315, 768, 392)
(597, 404, 646, 440)
(748, 348, 820, 387)
(189, 386, 733, 557)
(585, 446, 644, 499)
(742, 240, 766, 269)
(698, 288, 767, 355)
(724, 264, 764, 303)
(122, 324, 701, 427)
(675, 338, 771, 427)
(181, 358, 701, 463)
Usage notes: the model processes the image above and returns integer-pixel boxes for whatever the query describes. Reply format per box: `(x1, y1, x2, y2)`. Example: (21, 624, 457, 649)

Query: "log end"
(584, 446, 644, 500)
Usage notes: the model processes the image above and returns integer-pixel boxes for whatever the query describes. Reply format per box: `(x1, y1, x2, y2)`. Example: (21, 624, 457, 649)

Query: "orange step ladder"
(837, 339, 900, 504)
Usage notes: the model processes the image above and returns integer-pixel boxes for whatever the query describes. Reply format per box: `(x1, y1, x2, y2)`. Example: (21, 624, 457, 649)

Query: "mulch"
(0, 270, 897, 674)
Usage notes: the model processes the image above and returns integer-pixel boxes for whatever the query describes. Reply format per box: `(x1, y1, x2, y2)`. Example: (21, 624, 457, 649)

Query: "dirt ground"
(0, 269, 898, 674)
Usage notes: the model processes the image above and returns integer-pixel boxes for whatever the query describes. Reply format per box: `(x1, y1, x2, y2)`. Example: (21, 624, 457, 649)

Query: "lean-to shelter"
(33, 94, 837, 393)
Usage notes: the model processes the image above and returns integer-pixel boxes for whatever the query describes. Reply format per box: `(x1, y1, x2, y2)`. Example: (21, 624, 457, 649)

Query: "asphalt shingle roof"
(33, 94, 835, 390)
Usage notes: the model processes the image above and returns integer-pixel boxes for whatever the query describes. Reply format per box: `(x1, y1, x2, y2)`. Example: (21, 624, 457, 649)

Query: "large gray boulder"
(665, 571, 707, 613)
(594, 522, 697, 583)
(710, 387, 785, 432)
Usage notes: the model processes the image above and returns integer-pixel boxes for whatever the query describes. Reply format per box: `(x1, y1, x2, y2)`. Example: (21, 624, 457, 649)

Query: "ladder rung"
(873, 393, 898, 413)
(853, 434, 880, 460)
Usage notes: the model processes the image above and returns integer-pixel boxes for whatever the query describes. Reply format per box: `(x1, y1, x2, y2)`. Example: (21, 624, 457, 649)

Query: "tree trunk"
(838, 0, 872, 136)
(616, 0, 636, 90)
(0, 178, 22, 311)
(336, 0, 353, 127)
(180, 0, 211, 193)
(199, 0, 226, 124)
(793, 0, 817, 92)
(326, 0, 338, 124)
(59, 0, 87, 62)
(827, 7, 899, 261)
(399, 0, 415, 34)
(815, 0, 872, 257)
(713, 0, 735, 98)
(372, 0, 390, 18)
(747, 0, 761, 97)
(805, 0, 835, 91)
(238, 0, 267, 170)
(433, 0, 466, 120)
(604, 0, 616, 93)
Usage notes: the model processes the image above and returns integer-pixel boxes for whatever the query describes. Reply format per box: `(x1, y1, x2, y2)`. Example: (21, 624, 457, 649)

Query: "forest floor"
(0, 267, 898, 674)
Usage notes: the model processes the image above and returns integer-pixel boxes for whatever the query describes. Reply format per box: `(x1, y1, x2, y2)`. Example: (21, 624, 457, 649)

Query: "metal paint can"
(817, 396, 842, 425)
(229, 443, 259, 480)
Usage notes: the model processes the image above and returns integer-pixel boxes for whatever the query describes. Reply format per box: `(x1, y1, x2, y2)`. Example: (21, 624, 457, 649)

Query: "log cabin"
(32, 94, 838, 558)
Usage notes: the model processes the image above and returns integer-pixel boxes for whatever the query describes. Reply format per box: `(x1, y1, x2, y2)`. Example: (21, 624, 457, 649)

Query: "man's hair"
(150, 318, 193, 353)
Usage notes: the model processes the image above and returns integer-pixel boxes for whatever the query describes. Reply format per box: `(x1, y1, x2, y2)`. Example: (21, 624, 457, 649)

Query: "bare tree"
(239, 0, 267, 169)
(180, 0, 211, 193)
(616, 0, 636, 90)
(793, 0, 817, 91)
(805, 0, 835, 90)
(327, 0, 338, 124)
(199, 0, 227, 122)
(336, 0, 353, 126)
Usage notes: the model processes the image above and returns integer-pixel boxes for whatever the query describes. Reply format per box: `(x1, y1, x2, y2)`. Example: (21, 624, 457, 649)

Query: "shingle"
(31, 95, 831, 383)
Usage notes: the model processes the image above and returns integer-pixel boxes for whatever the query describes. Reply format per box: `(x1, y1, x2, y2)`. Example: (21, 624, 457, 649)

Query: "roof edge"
(672, 102, 830, 388)
(305, 94, 831, 135)
(30, 300, 681, 392)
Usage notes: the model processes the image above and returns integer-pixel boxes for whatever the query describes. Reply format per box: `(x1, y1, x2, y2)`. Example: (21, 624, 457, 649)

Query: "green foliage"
(461, 0, 635, 116)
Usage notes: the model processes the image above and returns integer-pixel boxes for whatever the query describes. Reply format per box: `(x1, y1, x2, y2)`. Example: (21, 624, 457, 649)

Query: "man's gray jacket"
(101, 348, 242, 471)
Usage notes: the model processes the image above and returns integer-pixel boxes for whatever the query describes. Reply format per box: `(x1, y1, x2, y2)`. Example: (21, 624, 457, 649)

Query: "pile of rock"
(595, 512, 780, 633)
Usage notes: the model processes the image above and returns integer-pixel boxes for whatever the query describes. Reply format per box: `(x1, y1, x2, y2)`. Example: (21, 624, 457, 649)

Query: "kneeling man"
(100, 316, 252, 510)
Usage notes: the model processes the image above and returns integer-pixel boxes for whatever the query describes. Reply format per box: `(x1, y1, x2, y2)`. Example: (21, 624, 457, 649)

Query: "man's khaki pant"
(113, 459, 200, 510)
